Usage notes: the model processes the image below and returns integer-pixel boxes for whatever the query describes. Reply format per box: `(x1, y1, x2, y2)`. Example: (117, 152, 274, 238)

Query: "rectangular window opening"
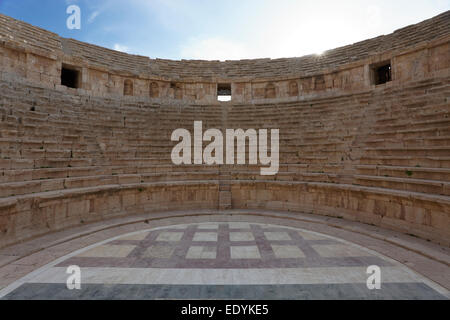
(61, 64, 81, 89)
(217, 83, 232, 102)
(371, 61, 392, 85)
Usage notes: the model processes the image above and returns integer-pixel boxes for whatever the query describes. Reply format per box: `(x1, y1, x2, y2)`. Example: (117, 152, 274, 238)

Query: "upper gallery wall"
(0, 11, 449, 103)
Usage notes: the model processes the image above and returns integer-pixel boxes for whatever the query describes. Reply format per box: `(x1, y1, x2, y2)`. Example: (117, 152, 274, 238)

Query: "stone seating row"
(0, 76, 448, 205)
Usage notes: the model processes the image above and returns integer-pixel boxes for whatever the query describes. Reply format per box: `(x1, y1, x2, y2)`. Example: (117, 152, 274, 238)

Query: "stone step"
(355, 175, 450, 196)
(218, 191, 232, 210)
(359, 156, 450, 167)
(364, 147, 450, 157)
(356, 165, 450, 182)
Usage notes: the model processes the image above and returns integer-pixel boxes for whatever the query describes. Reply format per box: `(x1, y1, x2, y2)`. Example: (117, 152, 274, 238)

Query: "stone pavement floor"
(0, 222, 448, 300)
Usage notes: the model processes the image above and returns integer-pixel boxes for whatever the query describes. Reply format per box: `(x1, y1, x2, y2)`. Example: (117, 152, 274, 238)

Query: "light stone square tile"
(297, 230, 327, 240)
(186, 246, 217, 259)
(271, 245, 305, 258)
(197, 223, 219, 229)
(143, 245, 174, 259)
(156, 232, 184, 242)
(170, 225, 188, 229)
(193, 232, 218, 242)
(264, 232, 291, 241)
(78, 245, 136, 258)
(120, 232, 150, 241)
(230, 246, 261, 259)
(228, 222, 251, 229)
(230, 232, 255, 242)
(312, 244, 369, 257)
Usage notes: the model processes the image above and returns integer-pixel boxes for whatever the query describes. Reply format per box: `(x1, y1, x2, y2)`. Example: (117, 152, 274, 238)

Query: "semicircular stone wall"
(0, 12, 449, 248)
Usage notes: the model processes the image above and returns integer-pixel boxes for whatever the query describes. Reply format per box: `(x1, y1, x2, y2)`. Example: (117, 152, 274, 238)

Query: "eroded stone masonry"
(0, 12, 449, 249)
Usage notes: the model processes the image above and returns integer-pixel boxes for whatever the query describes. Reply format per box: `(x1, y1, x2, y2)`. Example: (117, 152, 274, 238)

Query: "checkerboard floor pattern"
(57, 223, 390, 269)
(1, 222, 448, 300)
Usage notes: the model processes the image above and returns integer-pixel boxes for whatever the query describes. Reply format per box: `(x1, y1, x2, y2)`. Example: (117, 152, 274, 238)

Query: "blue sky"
(0, 0, 449, 60)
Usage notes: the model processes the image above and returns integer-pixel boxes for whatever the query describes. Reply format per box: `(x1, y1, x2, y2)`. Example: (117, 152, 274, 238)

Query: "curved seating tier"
(0, 74, 449, 248)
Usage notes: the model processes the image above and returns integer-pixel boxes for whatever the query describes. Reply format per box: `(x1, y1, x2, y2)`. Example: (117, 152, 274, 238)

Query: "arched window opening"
(288, 81, 299, 97)
(171, 82, 183, 99)
(314, 76, 325, 90)
(123, 79, 133, 96)
(150, 82, 159, 98)
(265, 83, 276, 99)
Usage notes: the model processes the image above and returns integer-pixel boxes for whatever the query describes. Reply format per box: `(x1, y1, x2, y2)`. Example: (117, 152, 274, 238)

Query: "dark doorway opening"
(372, 62, 392, 85)
(217, 83, 231, 102)
(61, 65, 80, 88)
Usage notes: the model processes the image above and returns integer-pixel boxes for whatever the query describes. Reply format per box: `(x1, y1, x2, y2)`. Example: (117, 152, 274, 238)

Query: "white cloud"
(177, 1, 370, 60)
(130, 0, 195, 31)
(176, 0, 449, 60)
(366, 5, 382, 30)
(180, 37, 252, 61)
(88, 10, 100, 24)
(113, 43, 130, 53)
(97, 0, 450, 60)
